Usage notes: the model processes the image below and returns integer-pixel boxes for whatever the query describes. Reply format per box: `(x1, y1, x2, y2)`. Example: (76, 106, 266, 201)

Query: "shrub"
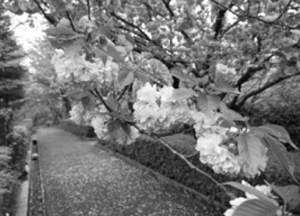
(0, 109, 32, 215)
(60, 119, 96, 138)
(100, 135, 297, 207)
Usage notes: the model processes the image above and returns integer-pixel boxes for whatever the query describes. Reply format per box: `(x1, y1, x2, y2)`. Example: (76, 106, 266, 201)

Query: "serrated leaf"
(106, 96, 119, 111)
(259, 124, 298, 150)
(219, 102, 246, 122)
(170, 68, 197, 85)
(213, 78, 240, 94)
(276, 185, 300, 211)
(81, 96, 96, 111)
(232, 199, 278, 216)
(93, 48, 108, 64)
(236, 133, 267, 176)
(171, 88, 196, 100)
(107, 119, 121, 134)
(118, 70, 134, 89)
(135, 70, 150, 84)
(261, 136, 298, 184)
(268, 184, 300, 211)
(197, 75, 209, 85)
(107, 43, 122, 62)
(48, 38, 74, 48)
(64, 39, 85, 58)
(196, 93, 221, 115)
(120, 120, 131, 136)
(99, 25, 112, 37)
(45, 27, 79, 40)
(224, 182, 276, 203)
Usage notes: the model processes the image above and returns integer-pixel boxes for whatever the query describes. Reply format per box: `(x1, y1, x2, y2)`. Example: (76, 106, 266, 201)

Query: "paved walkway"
(34, 127, 215, 216)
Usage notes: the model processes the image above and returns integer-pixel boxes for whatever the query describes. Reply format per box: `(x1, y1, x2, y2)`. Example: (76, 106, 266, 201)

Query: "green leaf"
(93, 47, 108, 64)
(106, 96, 119, 111)
(223, 182, 276, 203)
(81, 96, 96, 111)
(107, 119, 121, 134)
(48, 38, 74, 49)
(171, 88, 196, 100)
(260, 135, 298, 184)
(197, 93, 221, 114)
(268, 184, 300, 211)
(236, 133, 267, 176)
(120, 120, 131, 136)
(170, 68, 197, 85)
(276, 185, 300, 211)
(135, 70, 150, 84)
(121, 114, 135, 123)
(63, 39, 85, 58)
(259, 124, 299, 150)
(99, 25, 112, 37)
(232, 199, 278, 216)
(219, 102, 247, 122)
(196, 75, 209, 85)
(45, 27, 79, 40)
(118, 70, 134, 89)
(107, 43, 122, 62)
(213, 78, 240, 94)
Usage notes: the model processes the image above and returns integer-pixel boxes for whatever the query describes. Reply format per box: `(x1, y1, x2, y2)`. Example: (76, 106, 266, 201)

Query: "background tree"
(0, 4, 26, 108)
(17, 37, 72, 124)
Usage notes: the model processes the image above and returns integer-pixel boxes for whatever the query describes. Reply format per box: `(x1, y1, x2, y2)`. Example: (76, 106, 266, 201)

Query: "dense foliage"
(0, 4, 26, 108)
(4, 0, 300, 215)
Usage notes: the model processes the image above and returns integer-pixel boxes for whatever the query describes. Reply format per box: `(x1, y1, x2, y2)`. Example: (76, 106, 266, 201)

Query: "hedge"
(59, 119, 96, 138)
(0, 112, 32, 216)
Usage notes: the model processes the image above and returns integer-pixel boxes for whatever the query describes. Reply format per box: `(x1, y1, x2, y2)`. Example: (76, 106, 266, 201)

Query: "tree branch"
(273, 0, 292, 22)
(66, 11, 77, 32)
(87, 0, 91, 20)
(236, 72, 300, 109)
(220, 20, 239, 38)
(161, 0, 191, 41)
(33, 0, 57, 25)
(111, 11, 151, 41)
(143, 2, 165, 18)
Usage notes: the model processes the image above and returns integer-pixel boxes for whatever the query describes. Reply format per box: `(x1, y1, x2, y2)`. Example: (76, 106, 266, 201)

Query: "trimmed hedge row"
(100, 136, 298, 207)
(59, 119, 96, 138)
(61, 121, 298, 207)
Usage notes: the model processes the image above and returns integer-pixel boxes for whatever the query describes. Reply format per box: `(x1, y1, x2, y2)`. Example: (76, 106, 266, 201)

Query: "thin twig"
(33, 0, 56, 25)
(87, 0, 91, 20)
(66, 11, 77, 32)
(94, 88, 113, 112)
(220, 20, 239, 38)
(273, 0, 292, 22)
(111, 11, 151, 41)
(133, 125, 236, 199)
(117, 86, 128, 101)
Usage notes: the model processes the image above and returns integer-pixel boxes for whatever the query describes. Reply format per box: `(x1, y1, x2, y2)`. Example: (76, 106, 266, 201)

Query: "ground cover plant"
(5, 0, 300, 215)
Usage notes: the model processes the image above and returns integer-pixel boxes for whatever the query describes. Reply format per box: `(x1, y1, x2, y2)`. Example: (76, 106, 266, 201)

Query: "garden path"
(34, 127, 215, 216)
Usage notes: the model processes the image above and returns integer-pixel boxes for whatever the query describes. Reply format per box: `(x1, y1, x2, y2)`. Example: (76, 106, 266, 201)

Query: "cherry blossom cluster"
(133, 83, 192, 133)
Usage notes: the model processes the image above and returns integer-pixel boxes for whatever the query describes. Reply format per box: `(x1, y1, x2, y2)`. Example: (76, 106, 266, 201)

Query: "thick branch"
(236, 72, 300, 109)
(235, 65, 265, 90)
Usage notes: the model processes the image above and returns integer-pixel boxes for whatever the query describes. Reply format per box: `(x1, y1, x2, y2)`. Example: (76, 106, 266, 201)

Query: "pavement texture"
(34, 127, 217, 216)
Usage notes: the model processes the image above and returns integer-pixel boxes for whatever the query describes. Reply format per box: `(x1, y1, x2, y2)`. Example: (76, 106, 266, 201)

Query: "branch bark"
(235, 72, 300, 109)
